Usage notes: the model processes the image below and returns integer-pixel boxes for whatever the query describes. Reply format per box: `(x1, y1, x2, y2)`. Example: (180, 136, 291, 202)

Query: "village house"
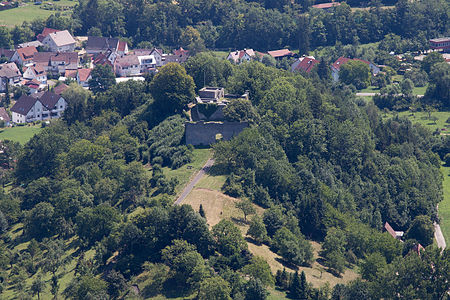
(37, 28, 60, 42)
(429, 37, 450, 52)
(150, 48, 164, 67)
(115, 54, 156, 77)
(86, 36, 128, 58)
(331, 56, 380, 81)
(0, 48, 14, 61)
(42, 30, 76, 52)
(11, 46, 38, 66)
(384, 222, 404, 240)
(0, 62, 21, 92)
(17, 41, 43, 49)
(227, 49, 256, 64)
(24, 79, 41, 94)
(48, 52, 78, 75)
(92, 49, 115, 68)
(311, 2, 341, 11)
(11, 91, 67, 123)
(76, 68, 92, 87)
(0, 107, 11, 127)
(291, 56, 319, 73)
(53, 83, 69, 95)
(267, 49, 294, 60)
(23, 64, 47, 84)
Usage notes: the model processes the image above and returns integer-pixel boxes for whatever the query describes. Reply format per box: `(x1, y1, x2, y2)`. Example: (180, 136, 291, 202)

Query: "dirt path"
(174, 158, 215, 205)
(434, 222, 446, 250)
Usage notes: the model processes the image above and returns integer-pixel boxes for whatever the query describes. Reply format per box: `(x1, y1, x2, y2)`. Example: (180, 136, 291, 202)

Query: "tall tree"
(150, 63, 195, 115)
(88, 65, 116, 94)
(297, 15, 310, 55)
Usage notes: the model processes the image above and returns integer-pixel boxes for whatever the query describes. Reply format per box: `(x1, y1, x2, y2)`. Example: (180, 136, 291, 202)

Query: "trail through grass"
(439, 165, 450, 245)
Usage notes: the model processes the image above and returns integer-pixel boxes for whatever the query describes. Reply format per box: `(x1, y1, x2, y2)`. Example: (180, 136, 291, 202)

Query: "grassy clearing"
(0, 0, 76, 27)
(382, 110, 450, 133)
(0, 125, 42, 144)
(439, 165, 450, 245)
(209, 51, 229, 59)
(162, 148, 212, 195)
(359, 86, 381, 94)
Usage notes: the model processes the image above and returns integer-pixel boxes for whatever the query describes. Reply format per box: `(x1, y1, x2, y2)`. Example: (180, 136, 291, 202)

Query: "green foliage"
(360, 252, 387, 281)
(88, 65, 116, 94)
(339, 60, 371, 89)
(235, 199, 256, 221)
(421, 52, 445, 74)
(147, 115, 193, 169)
(223, 98, 258, 123)
(62, 83, 92, 125)
(405, 215, 434, 247)
(64, 274, 108, 299)
(245, 278, 268, 300)
(150, 63, 195, 115)
(185, 52, 233, 90)
(247, 215, 268, 244)
(24, 202, 56, 240)
(241, 256, 274, 287)
(272, 227, 313, 266)
(212, 219, 248, 257)
(76, 204, 120, 246)
(198, 276, 232, 300)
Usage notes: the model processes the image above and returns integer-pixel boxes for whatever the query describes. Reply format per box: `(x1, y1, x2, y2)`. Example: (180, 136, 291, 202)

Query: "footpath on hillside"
(175, 158, 215, 205)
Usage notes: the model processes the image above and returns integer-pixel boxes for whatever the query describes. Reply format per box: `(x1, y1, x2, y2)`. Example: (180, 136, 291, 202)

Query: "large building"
(11, 91, 67, 123)
(430, 37, 450, 52)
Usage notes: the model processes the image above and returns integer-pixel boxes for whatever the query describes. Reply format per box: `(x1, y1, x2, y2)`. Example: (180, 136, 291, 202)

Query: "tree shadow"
(274, 257, 298, 271)
(207, 164, 227, 176)
(231, 216, 247, 226)
(245, 236, 263, 246)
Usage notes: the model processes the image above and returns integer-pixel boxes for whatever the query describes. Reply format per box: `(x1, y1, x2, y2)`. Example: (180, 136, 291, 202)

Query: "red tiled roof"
(118, 40, 127, 52)
(312, 2, 341, 9)
(53, 83, 69, 95)
(173, 47, 189, 56)
(25, 79, 40, 89)
(37, 28, 60, 42)
(294, 57, 319, 73)
(77, 68, 91, 82)
(384, 222, 397, 239)
(267, 49, 294, 58)
(65, 69, 77, 78)
(16, 46, 38, 62)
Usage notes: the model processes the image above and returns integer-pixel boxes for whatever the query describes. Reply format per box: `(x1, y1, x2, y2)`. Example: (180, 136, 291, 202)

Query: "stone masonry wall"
(185, 121, 249, 146)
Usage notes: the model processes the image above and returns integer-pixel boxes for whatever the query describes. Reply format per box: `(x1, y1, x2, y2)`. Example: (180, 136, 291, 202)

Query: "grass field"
(439, 165, 450, 245)
(383, 110, 450, 133)
(358, 84, 427, 96)
(0, 0, 76, 27)
(162, 148, 212, 195)
(0, 125, 42, 144)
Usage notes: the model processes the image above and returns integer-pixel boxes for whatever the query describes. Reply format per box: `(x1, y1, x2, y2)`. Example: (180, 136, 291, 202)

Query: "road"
(434, 222, 446, 250)
(174, 158, 215, 205)
(435, 205, 446, 250)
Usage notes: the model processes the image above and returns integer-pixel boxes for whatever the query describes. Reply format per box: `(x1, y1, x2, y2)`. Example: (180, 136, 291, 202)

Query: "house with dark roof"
(0, 48, 14, 61)
(86, 36, 128, 59)
(331, 56, 380, 81)
(42, 30, 76, 52)
(11, 46, 38, 65)
(267, 49, 294, 60)
(11, 91, 67, 123)
(291, 56, 319, 73)
(0, 62, 21, 92)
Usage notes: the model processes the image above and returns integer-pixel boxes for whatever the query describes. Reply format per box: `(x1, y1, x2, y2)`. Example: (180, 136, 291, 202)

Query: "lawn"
(162, 148, 212, 195)
(439, 165, 450, 245)
(382, 110, 450, 133)
(358, 86, 381, 94)
(0, 0, 76, 27)
(0, 125, 42, 144)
